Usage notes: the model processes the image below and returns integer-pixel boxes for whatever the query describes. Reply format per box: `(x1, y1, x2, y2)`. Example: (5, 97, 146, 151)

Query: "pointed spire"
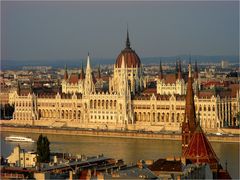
(177, 60, 182, 80)
(185, 62, 196, 131)
(126, 26, 131, 49)
(97, 64, 101, 79)
(188, 63, 192, 78)
(64, 64, 68, 80)
(86, 52, 91, 70)
(80, 61, 85, 79)
(194, 60, 198, 79)
(159, 60, 164, 79)
(175, 60, 179, 76)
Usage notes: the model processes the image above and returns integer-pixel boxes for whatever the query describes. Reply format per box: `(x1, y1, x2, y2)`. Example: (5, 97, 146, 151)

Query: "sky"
(1, 1, 239, 62)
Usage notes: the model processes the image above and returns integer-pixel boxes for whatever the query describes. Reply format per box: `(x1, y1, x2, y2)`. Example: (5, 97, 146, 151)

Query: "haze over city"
(1, 1, 239, 63)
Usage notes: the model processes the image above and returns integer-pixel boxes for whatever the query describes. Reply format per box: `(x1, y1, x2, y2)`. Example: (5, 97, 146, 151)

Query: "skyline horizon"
(1, 1, 239, 62)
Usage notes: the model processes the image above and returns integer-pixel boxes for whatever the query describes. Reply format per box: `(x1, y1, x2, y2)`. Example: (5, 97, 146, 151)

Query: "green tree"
(37, 134, 50, 163)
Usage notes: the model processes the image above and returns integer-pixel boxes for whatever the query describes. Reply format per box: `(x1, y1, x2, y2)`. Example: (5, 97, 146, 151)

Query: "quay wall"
(0, 125, 239, 143)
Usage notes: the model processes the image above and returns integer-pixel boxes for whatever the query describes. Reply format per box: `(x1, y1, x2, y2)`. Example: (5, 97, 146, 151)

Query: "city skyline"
(1, 1, 239, 62)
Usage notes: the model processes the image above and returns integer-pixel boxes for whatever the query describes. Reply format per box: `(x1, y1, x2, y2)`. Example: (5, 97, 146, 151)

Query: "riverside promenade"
(0, 124, 239, 143)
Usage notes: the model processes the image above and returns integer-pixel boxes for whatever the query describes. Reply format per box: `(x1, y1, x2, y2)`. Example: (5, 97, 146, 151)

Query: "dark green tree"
(37, 134, 50, 163)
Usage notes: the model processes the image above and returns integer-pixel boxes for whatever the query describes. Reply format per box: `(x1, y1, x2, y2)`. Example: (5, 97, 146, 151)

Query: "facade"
(7, 145, 37, 168)
(9, 32, 240, 132)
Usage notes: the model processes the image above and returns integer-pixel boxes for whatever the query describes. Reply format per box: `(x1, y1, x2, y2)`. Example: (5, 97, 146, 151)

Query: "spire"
(188, 63, 192, 78)
(159, 60, 164, 79)
(175, 60, 178, 77)
(182, 62, 197, 155)
(177, 60, 182, 80)
(185, 63, 196, 131)
(126, 26, 131, 49)
(84, 53, 95, 95)
(64, 65, 68, 80)
(97, 64, 101, 79)
(86, 52, 91, 70)
(194, 60, 198, 79)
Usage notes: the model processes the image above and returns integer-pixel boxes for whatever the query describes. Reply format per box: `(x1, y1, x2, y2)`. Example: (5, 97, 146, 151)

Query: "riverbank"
(0, 125, 239, 143)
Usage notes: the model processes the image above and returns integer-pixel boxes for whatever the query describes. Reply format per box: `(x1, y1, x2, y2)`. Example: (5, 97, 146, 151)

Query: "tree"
(37, 134, 50, 163)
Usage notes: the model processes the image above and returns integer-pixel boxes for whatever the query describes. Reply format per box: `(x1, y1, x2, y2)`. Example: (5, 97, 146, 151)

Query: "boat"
(5, 136, 35, 143)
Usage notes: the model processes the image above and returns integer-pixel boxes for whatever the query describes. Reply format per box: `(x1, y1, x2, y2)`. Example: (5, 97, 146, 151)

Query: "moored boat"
(5, 136, 35, 143)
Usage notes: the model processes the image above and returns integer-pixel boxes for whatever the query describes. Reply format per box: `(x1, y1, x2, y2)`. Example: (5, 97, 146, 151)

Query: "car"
(215, 132, 223, 136)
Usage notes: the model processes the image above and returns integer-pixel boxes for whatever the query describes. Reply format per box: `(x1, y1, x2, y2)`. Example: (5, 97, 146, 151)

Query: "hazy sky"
(1, 1, 239, 61)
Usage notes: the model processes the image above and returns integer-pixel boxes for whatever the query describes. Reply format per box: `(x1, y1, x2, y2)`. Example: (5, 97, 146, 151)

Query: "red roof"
(184, 124, 219, 164)
(115, 48, 141, 68)
(68, 73, 79, 84)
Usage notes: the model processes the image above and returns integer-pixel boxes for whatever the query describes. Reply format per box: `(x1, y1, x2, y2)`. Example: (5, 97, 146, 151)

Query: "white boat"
(5, 136, 35, 143)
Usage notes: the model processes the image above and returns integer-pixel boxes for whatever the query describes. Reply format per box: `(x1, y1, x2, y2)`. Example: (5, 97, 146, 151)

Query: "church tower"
(182, 63, 197, 155)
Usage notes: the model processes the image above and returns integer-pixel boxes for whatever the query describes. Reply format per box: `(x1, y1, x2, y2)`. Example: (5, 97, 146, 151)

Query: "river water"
(1, 132, 239, 179)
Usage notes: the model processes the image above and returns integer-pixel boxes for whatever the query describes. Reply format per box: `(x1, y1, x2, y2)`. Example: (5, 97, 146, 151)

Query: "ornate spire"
(126, 26, 131, 49)
(64, 65, 68, 80)
(194, 60, 198, 79)
(159, 60, 164, 80)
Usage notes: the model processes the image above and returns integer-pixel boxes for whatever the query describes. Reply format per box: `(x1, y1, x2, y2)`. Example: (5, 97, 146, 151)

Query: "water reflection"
(1, 132, 239, 178)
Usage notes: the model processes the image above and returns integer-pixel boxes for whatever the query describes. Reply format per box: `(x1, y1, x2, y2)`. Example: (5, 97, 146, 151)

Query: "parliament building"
(9, 31, 239, 132)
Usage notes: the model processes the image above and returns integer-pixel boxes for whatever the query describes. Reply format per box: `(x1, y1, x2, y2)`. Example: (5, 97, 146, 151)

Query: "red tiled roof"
(115, 48, 141, 68)
(142, 88, 157, 94)
(184, 124, 219, 164)
(148, 158, 182, 172)
(165, 74, 177, 84)
(197, 91, 215, 98)
(229, 84, 239, 98)
(68, 73, 79, 84)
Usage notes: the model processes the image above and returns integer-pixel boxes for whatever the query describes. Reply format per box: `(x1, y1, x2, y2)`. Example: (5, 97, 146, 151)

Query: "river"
(1, 131, 239, 179)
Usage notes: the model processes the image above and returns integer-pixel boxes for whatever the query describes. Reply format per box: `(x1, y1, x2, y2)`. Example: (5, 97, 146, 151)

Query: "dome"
(115, 30, 141, 68)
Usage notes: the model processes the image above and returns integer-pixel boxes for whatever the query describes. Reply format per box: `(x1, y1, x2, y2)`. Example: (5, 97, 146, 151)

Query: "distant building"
(8, 31, 240, 132)
(221, 60, 229, 69)
(7, 145, 37, 168)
